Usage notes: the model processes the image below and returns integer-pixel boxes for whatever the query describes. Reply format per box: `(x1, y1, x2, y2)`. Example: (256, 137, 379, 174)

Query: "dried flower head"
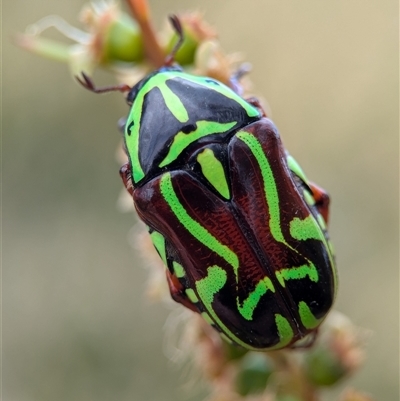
(16, 2, 144, 76)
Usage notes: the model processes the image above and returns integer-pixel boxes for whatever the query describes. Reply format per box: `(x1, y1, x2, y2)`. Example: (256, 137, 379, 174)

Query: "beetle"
(78, 16, 336, 351)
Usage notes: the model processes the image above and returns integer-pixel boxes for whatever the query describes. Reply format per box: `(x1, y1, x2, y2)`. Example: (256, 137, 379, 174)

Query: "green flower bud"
(235, 353, 274, 396)
(102, 13, 143, 63)
(305, 347, 348, 386)
(304, 311, 366, 387)
(222, 341, 248, 362)
(165, 30, 198, 66)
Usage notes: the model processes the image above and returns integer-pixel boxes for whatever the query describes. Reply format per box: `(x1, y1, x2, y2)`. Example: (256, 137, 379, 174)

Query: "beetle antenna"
(164, 15, 184, 67)
(76, 72, 131, 94)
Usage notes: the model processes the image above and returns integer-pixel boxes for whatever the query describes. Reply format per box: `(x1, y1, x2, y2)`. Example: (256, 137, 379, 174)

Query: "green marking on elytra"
(173, 261, 186, 278)
(328, 240, 338, 298)
(160, 173, 239, 277)
(290, 214, 336, 296)
(287, 154, 308, 184)
(276, 263, 319, 287)
(196, 267, 296, 351)
(195, 266, 227, 308)
(303, 189, 316, 206)
(195, 266, 252, 349)
(328, 240, 335, 255)
(236, 131, 285, 244)
(237, 276, 275, 320)
(150, 231, 167, 267)
(298, 301, 321, 329)
(186, 288, 199, 303)
(237, 131, 322, 287)
(201, 312, 214, 326)
(159, 121, 236, 168)
(317, 213, 327, 231)
(237, 132, 326, 293)
(274, 314, 294, 348)
(197, 148, 231, 199)
(290, 215, 325, 241)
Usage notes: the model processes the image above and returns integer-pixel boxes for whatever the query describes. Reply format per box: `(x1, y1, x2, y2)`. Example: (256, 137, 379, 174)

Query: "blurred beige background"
(3, 0, 398, 400)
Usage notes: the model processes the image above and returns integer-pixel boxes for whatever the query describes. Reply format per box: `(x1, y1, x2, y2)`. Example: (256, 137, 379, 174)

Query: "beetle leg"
(76, 72, 131, 94)
(164, 15, 184, 67)
(245, 97, 267, 117)
(229, 63, 251, 95)
(228, 65, 268, 117)
(166, 270, 198, 313)
(309, 182, 330, 225)
(119, 163, 134, 197)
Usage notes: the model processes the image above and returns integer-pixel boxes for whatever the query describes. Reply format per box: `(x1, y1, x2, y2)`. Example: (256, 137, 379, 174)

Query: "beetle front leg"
(119, 163, 134, 197)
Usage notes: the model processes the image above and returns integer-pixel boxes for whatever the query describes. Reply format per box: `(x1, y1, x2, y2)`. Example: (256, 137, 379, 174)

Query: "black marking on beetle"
(181, 123, 197, 134)
(127, 120, 134, 136)
(205, 79, 220, 86)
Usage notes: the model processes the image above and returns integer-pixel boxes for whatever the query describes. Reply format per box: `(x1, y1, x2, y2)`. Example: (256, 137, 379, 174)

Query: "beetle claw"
(75, 72, 95, 91)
